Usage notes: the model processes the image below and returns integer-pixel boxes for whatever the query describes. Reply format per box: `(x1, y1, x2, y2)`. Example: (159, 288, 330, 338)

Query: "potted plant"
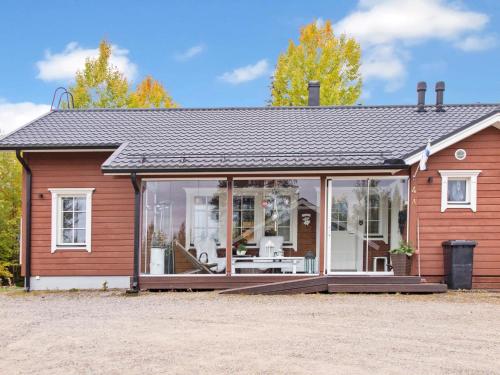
(389, 241, 415, 276)
(236, 242, 247, 256)
(233, 238, 248, 256)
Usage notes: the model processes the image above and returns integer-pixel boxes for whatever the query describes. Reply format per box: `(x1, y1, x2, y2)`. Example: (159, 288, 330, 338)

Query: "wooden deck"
(220, 275, 446, 294)
(140, 275, 447, 294)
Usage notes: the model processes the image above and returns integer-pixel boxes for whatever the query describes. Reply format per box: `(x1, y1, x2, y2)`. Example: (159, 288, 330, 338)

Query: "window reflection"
(141, 180, 227, 275)
(232, 179, 320, 274)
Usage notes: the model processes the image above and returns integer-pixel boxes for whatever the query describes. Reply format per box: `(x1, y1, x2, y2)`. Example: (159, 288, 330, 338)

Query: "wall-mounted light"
(427, 176, 434, 184)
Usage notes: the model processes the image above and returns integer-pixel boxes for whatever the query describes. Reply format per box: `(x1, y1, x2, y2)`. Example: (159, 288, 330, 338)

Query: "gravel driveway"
(1, 290, 499, 375)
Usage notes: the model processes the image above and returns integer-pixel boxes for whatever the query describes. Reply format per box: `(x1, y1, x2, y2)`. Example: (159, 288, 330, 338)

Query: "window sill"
(51, 247, 91, 253)
(443, 204, 474, 211)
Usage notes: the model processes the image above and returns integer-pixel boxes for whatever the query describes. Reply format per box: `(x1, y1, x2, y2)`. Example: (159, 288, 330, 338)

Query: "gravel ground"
(1, 289, 499, 375)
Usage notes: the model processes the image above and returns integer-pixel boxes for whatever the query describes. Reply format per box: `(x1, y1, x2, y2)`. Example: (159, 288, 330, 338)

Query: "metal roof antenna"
(51, 87, 75, 111)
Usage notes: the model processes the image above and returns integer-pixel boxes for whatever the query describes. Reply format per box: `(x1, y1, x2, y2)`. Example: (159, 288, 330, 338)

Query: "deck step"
(327, 283, 447, 293)
(327, 276, 422, 284)
(220, 276, 328, 295)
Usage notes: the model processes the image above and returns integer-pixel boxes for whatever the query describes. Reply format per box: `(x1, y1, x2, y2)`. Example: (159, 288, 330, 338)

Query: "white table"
(231, 256, 304, 274)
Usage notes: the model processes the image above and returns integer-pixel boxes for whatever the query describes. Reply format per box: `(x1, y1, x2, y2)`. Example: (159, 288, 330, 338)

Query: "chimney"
(308, 81, 320, 106)
(417, 81, 427, 112)
(435, 81, 445, 112)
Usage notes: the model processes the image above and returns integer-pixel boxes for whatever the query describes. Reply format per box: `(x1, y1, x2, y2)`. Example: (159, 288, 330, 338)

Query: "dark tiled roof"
(0, 104, 498, 171)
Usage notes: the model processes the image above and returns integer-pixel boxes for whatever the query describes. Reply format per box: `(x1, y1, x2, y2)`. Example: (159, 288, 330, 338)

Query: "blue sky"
(0, 0, 498, 133)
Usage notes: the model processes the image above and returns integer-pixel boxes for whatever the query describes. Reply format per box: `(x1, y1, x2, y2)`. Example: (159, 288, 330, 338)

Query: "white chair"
(195, 238, 226, 273)
(259, 236, 284, 258)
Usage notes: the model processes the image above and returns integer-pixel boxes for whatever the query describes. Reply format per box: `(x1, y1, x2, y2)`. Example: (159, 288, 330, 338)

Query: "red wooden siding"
(409, 126, 500, 289)
(23, 152, 134, 277)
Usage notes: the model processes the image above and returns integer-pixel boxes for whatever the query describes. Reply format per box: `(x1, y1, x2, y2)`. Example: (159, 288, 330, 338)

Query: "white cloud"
(218, 59, 269, 84)
(455, 34, 497, 51)
(361, 45, 406, 83)
(36, 42, 138, 82)
(174, 44, 205, 61)
(335, 0, 489, 46)
(334, 0, 494, 91)
(0, 100, 50, 136)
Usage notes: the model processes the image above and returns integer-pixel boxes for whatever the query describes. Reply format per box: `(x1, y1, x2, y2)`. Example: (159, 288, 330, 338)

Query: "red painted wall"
(409, 127, 500, 289)
(22, 152, 134, 276)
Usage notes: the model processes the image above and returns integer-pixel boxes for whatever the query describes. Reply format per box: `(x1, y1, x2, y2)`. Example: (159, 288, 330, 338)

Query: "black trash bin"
(442, 240, 477, 290)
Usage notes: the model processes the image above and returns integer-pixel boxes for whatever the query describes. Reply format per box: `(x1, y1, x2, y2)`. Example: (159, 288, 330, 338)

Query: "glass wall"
(231, 179, 320, 274)
(141, 180, 227, 275)
(328, 178, 408, 273)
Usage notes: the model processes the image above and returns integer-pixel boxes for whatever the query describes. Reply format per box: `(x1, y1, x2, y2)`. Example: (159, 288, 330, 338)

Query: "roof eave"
(404, 110, 500, 165)
(0, 144, 121, 151)
(101, 164, 410, 175)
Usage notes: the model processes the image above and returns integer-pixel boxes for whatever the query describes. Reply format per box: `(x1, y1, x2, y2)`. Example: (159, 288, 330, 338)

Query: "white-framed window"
(233, 195, 256, 243)
(49, 188, 95, 252)
(191, 194, 220, 245)
(439, 170, 481, 212)
(368, 193, 382, 236)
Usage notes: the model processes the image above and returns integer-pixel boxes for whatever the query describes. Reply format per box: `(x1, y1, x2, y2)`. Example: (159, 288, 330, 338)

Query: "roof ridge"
(52, 103, 500, 112)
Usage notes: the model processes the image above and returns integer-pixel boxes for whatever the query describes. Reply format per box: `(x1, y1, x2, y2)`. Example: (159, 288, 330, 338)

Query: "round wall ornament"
(455, 149, 467, 160)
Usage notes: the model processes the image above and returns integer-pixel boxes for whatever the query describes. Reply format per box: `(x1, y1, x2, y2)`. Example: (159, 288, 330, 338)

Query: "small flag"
(419, 140, 431, 171)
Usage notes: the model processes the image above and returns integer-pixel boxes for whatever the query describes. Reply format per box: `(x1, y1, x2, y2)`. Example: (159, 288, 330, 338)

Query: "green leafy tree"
(271, 20, 362, 106)
(0, 152, 21, 284)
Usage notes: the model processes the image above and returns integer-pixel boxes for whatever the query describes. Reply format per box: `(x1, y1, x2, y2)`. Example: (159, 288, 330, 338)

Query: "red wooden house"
(1, 81, 499, 292)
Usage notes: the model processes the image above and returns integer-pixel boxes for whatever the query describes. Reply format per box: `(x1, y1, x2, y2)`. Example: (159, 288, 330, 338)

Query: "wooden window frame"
(439, 170, 481, 212)
(49, 188, 95, 253)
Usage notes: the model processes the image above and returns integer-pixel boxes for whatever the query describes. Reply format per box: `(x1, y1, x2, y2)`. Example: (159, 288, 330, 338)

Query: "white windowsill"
(52, 246, 91, 252)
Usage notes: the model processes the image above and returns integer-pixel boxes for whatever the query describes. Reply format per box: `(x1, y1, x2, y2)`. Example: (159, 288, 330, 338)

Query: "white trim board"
(30, 276, 131, 290)
(404, 112, 500, 166)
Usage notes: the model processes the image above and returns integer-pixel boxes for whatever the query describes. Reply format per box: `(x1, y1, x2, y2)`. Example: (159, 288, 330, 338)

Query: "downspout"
(15, 150, 31, 292)
(130, 173, 140, 292)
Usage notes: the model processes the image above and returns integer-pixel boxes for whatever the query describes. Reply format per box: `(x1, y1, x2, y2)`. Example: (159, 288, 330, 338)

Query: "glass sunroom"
(140, 176, 408, 277)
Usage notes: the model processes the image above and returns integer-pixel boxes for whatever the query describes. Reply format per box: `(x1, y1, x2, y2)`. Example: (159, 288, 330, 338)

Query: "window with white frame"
(439, 170, 481, 212)
(368, 193, 382, 236)
(233, 196, 255, 243)
(49, 188, 95, 252)
(264, 194, 293, 243)
(191, 195, 220, 245)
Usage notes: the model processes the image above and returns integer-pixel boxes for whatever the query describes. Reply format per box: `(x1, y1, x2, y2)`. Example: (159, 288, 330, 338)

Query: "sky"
(0, 0, 499, 134)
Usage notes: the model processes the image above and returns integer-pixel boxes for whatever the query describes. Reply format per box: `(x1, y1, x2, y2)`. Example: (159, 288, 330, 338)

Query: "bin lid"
(442, 240, 477, 246)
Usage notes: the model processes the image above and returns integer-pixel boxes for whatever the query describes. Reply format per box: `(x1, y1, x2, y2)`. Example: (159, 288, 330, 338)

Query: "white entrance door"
(328, 179, 366, 272)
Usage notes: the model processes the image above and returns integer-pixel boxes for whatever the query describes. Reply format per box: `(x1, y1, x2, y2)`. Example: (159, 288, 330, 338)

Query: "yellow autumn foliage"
(271, 20, 362, 106)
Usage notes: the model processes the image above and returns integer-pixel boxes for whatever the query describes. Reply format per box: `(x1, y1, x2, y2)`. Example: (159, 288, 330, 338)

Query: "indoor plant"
(234, 238, 248, 256)
(389, 241, 415, 276)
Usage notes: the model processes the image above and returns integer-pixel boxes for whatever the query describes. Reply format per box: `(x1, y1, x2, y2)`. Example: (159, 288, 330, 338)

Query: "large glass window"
(231, 179, 320, 275)
(141, 180, 227, 275)
(328, 178, 408, 273)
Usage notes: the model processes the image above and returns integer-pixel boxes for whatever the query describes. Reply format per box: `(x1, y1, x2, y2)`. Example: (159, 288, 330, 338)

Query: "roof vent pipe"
(308, 81, 320, 106)
(435, 81, 445, 112)
(417, 81, 427, 112)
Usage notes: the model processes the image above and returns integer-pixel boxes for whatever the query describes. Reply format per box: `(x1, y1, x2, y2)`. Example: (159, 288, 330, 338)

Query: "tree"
(70, 40, 130, 108)
(69, 40, 177, 109)
(128, 76, 177, 108)
(0, 152, 21, 284)
(271, 20, 362, 106)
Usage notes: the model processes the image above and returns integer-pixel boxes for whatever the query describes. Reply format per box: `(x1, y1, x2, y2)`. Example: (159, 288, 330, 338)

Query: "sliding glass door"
(327, 178, 408, 273)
